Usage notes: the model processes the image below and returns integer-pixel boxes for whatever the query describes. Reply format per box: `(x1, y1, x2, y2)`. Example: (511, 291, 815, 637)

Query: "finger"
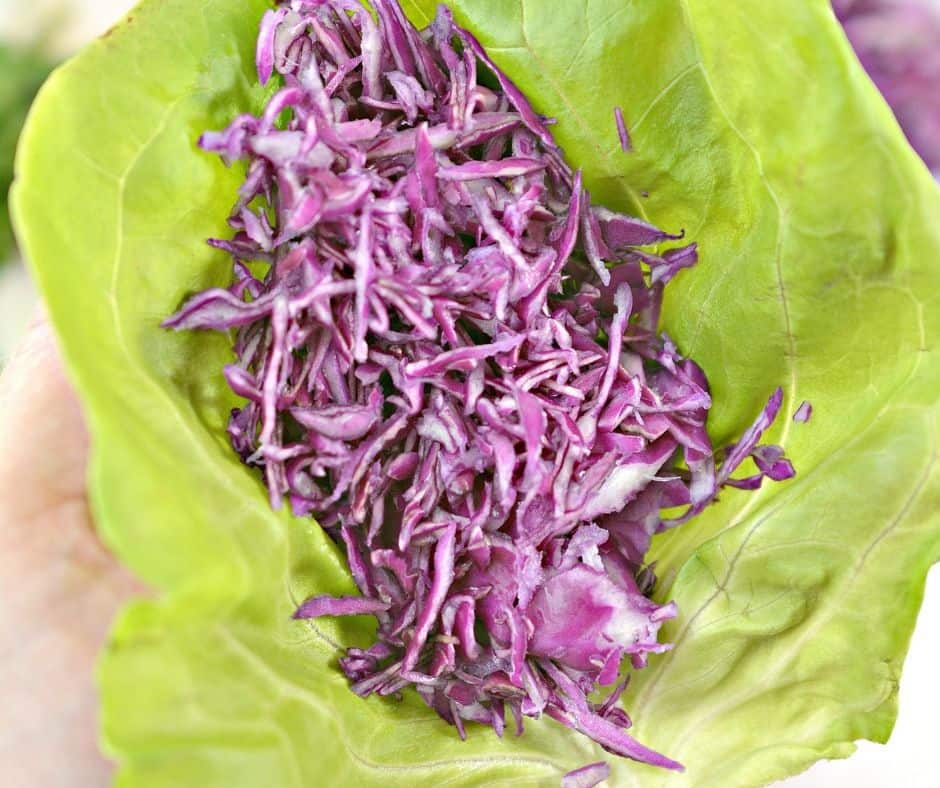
(0, 316, 143, 787)
(0, 315, 89, 513)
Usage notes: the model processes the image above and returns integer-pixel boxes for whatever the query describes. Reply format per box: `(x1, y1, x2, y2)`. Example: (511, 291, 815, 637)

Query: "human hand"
(0, 317, 142, 787)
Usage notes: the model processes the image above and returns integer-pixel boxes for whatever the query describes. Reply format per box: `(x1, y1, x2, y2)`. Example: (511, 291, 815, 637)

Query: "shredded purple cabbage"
(562, 761, 611, 788)
(166, 0, 796, 774)
(793, 400, 813, 423)
(614, 107, 631, 153)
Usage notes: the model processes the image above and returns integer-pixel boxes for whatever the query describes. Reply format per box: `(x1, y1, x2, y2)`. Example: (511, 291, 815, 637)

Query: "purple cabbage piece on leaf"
(793, 400, 813, 423)
(294, 594, 390, 619)
(562, 761, 611, 788)
(614, 106, 632, 152)
(165, 0, 796, 776)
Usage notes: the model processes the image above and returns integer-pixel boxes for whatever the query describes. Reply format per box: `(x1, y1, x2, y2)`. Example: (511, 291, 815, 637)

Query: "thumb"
(0, 315, 142, 786)
(0, 316, 89, 513)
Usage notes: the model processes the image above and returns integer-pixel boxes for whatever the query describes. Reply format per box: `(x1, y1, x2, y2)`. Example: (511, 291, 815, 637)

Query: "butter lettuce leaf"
(11, 1, 940, 786)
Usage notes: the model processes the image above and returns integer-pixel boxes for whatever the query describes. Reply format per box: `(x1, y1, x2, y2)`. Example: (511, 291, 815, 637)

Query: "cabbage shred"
(165, 0, 794, 773)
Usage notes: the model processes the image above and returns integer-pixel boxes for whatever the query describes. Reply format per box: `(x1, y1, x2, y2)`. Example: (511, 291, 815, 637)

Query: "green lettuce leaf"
(11, 1, 940, 786)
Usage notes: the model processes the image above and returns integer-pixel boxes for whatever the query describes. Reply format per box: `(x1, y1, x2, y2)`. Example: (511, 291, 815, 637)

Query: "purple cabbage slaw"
(165, 0, 797, 775)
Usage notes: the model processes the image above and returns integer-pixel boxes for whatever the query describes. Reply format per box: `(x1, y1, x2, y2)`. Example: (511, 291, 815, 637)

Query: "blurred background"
(0, 0, 138, 361)
(0, 0, 937, 786)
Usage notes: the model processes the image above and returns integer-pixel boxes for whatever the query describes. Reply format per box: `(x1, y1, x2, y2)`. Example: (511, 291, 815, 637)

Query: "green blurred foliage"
(0, 42, 56, 260)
